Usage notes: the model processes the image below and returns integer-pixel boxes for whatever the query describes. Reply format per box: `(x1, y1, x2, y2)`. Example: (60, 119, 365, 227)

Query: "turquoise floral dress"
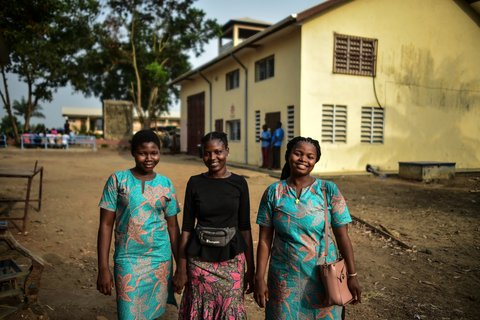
(257, 178, 352, 320)
(99, 169, 180, 320)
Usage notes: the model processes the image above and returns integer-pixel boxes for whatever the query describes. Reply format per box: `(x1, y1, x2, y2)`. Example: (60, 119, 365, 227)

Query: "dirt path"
(0, 148, 478, 319)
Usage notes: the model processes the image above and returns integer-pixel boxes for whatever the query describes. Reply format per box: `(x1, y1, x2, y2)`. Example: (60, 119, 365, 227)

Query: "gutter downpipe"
(231, 53, 248, 164)
(198, 71, 212, 132)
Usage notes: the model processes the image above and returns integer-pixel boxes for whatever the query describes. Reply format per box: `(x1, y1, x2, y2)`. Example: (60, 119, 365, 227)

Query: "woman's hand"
(254, 278, 269, 308)
(97, 267, 114, 295)
(173, 268, 188, 294)
(347, 276, 362, 304)
(244, 268, 255, 294)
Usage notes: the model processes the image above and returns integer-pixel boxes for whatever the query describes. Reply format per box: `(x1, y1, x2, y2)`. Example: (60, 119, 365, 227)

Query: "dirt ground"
(0, 148, 479, 320)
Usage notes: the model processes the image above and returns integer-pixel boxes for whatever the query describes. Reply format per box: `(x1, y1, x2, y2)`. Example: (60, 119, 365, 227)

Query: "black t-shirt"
(182, 173, 251, 262)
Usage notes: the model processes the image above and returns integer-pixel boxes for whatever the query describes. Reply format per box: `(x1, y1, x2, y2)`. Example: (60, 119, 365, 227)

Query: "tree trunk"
(23, 79, 34, 132)
(0, 67, 20, 143)
(130, 13, 146, 131)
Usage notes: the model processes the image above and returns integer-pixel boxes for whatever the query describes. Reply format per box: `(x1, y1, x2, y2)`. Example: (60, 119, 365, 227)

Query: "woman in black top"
(175, 131, 255, 320)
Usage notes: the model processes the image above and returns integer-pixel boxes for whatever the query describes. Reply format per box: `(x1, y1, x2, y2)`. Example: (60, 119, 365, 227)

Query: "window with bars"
(255, 111, 261, 143)
(333, 33, 377, 76)
(226, 120, 241, 141)
(287, 105, 294, 142)
(361, 106, 384, 143)
(255, 55, 275, 82)
(321, 104, 347, 143)
(226, 69, 239, 90)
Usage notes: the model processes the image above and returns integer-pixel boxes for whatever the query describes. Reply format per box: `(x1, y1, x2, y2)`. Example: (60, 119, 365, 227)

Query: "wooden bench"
(0, 161, 43, 233)
(0, 226, 45, 316)
(398, 161, 456, 182)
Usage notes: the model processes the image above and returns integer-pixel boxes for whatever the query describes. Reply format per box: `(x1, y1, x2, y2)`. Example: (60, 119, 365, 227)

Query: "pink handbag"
(318, 183, 353, 307)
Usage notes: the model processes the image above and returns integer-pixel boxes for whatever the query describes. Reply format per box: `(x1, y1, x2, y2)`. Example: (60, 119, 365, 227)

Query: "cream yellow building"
(172, 0, 480, 173)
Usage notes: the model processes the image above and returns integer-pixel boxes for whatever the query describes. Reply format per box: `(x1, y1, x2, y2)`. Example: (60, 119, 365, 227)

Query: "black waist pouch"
(195, 225, 236, 247)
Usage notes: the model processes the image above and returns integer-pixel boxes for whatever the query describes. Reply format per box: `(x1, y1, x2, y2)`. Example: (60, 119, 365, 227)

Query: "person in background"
(97, 129, 181, 319)
(64, 119, 71, 135)
(254, 136, 361, 319)
(270, 121, 284, 170)
(61, 132, 69, 148)
(175, 131, 255, 320)
(260, 124, 272, 168)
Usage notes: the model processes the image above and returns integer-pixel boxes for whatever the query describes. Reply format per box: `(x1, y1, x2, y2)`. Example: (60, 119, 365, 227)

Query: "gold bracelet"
(347, 272, 357, 277)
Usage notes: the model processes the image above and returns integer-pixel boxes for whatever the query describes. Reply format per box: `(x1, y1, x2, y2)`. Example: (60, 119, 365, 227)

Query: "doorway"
(187, 92, 205, 156)
(264, 111, 281, 168)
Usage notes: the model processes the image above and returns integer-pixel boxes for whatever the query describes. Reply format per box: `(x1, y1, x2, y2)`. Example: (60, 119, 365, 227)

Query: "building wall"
(66, 117, 103, 134)
(179, 27, 302, 165)
(300, 0, 480, 173)
(246, 28, 301, 166)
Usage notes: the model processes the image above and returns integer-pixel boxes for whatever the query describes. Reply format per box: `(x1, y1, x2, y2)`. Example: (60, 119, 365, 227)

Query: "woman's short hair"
(131, 129, 161, 154)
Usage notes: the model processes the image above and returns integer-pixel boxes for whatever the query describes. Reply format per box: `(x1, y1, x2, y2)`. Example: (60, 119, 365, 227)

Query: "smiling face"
(133, 142, 160, 175)
(202, 139, 229, 176)
(288, 141, 318, 177)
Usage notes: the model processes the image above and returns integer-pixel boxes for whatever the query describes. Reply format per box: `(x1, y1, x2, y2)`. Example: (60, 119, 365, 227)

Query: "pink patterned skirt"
(179, 253, 247, 320)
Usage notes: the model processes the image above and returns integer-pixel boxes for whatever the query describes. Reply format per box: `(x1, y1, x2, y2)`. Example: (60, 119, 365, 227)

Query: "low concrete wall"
(399, 161, 456, 182)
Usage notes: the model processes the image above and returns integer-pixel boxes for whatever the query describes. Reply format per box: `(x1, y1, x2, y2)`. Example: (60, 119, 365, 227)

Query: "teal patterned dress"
(99, 169, 180, 320)
(256, 179, 352, 320)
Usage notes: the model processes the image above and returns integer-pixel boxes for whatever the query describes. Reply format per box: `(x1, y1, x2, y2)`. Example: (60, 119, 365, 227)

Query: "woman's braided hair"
(200, 131, 229, 150)
(280, 136, 321, 180)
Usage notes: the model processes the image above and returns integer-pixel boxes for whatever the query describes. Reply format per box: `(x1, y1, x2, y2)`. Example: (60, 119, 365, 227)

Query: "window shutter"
(334, 33, 377, 76)
(361, 106, 384, 143)
(322, 104, 347, 143)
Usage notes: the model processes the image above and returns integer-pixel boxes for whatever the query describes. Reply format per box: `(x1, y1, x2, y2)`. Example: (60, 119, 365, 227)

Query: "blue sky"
(2, 0, 323, 128)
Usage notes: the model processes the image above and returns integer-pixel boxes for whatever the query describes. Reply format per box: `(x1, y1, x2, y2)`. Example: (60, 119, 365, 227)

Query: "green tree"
(13, 97, 45, 132)
(0, 115, 21, 137)
(73, 0, 220, 128)
(31, 123, 46, 134)
(0, 0, 99, 141)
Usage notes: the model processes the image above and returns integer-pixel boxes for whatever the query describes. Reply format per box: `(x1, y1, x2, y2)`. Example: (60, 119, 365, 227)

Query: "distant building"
(132, 110, 180, 133)
(171, 0, 480, 173)
(62, 106, 180, 136)
(61, 107, 103, 134)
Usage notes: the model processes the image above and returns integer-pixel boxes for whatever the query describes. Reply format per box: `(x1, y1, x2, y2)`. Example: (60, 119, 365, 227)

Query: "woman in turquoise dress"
(97, 129, 181, 319)
(254, 136, 362, 319)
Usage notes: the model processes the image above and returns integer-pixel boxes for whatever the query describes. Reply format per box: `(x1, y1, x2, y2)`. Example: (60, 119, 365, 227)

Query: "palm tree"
(13, 97, 45, 132)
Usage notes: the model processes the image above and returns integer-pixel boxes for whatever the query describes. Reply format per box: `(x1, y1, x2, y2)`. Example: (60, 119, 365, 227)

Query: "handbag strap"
(321, 181, 331, 259)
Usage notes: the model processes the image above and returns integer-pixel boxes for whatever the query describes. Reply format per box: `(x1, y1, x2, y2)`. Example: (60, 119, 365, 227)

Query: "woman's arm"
(240, 229, 255, 294)
(173, 178, 196, 294)
(333, 225, 362, 304)
(237, 178, 255, 293)
(166, 215, 180, 265)
(173, 230, 191, 294)
(254, 226, 274, 308)
(97, 208, 115, 295)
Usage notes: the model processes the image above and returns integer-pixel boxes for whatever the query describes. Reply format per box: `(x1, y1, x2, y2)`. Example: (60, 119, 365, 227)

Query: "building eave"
(169, 14, 298, 85)
(296, 0, 351, 22)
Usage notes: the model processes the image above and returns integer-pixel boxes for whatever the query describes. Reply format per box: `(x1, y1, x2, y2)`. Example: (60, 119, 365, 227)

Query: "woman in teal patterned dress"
(97, 129, 181, 319)
(254, 136, 362, 319)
